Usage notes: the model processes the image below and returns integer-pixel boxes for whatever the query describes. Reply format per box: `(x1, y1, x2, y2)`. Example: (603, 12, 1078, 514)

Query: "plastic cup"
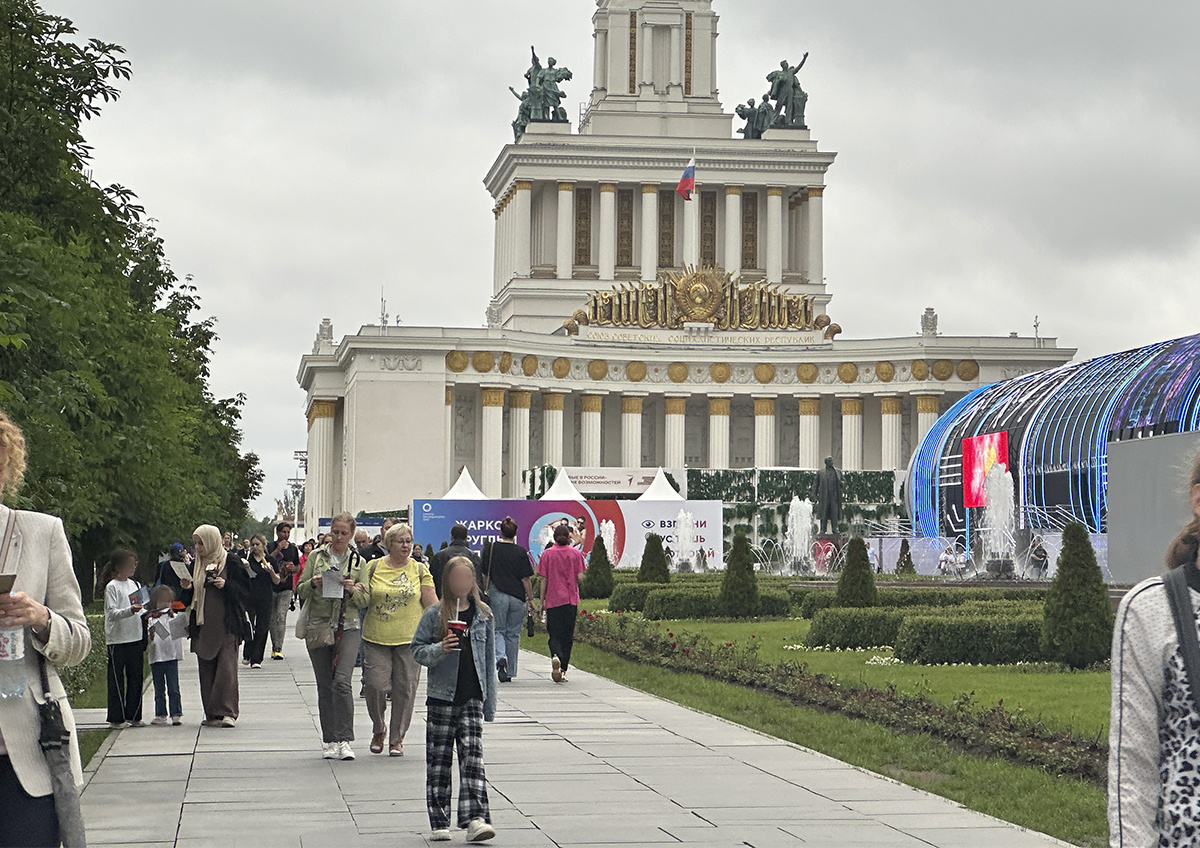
(447, 620, 467, 650)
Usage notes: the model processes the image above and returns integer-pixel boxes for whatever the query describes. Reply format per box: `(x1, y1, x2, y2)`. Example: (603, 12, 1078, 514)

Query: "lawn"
(526, 637, 1107, 847)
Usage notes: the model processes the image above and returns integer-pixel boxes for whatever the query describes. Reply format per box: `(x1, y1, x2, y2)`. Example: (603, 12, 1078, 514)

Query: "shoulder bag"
(1164, 563, 1200, 711)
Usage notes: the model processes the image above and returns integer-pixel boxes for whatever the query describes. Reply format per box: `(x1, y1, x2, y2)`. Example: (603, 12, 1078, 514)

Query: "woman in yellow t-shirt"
(362, 523, 437, 755)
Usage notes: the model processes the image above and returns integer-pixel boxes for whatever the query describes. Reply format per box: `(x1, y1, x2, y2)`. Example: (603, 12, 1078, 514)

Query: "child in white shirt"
(103, 549, 145, 727)
(146, 584, 188, 725)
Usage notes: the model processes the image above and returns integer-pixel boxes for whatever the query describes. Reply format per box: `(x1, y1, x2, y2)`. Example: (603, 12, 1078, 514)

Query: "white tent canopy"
(540, 470, 586, 501)
(443, 467, 488, 500)
(637, 468, 685, 501)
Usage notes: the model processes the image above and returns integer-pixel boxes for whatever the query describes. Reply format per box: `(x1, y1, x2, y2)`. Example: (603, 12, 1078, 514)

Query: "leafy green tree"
(719, 530, 759, 618)
(836, 537, 877, 607)
(0, 2, 261, 596)
(580, 536, 615, 599)
(896, 539, 916, 576)
(1041, 523, 1113, 669)
(637, 533, 671, 584)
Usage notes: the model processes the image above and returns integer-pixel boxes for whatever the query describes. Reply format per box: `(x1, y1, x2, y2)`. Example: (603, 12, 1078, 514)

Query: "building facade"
(297, 0, 1074, 532)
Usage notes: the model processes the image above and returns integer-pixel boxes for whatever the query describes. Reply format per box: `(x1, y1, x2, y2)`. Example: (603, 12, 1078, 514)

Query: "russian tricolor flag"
(676, 156, 696, 200)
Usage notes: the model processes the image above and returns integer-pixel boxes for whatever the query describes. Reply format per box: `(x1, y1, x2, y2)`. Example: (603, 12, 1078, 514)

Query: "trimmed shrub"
(644, 588, 720, 620)
(800, 590, 837, 619)
(756, 589, 792, 618)
(719, 530, 759, 617)
(59, 614, 106, 697)
(895, 539, 916, 576)
(806, 607, 906, 649)
(896, 615, 1044, 665)
(1040, 522, 1114, 669)
(835, 537, 877, 608)
(638, 533, 671, 584)
(609, 582, 668, 613)
(580, 536, 616, 599)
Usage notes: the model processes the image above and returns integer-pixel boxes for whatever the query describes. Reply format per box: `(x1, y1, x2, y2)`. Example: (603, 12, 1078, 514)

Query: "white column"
(797, 196, 810, 281)
(641, 22, 654, 87)
(640, 184, 659, 281)
(840, 396, 863, 472)
(305, 400, 336, 531)
(806, 185, 823, 285)
(708, 396, 730, 468)
(669, 25, 681, 85)
(682, 186, 699, 267)
(880, 395, 903, 471)
(513, 180, 532, 278)
(598, 183, 616, 280)
(581, 394, 604, 467)
(556, 182, 574, 280)
(664, 395, 687, 468)
(796, 396, 820, 470)
(916, 393, 941, 445)
(508, 390, 531, 497)
(480, 387, 505, 498)
(724, 186, 742, 276)
(542, 392, 565, 467)
(444, 387, 454, 491)
(766, 186, 784, 284)
(622, 394, 645, 467)
(753, 396, 777, 467)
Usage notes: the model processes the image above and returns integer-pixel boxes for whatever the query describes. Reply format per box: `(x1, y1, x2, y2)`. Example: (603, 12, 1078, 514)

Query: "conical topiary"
(637, 533, 671, 584)
(720, 530, 760, 618)
(836, 537, 878, 608)
(1041, 523, 1114, 669)
(896, 539, 916, 576)
(580, 536, 615, 599)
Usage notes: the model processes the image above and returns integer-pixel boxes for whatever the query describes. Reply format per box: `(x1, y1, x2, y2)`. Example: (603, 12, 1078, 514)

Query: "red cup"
(446, 620, 467, 650)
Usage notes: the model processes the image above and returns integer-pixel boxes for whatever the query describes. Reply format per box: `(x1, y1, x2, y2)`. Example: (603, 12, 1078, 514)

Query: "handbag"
(0, 510, 87, 847)
(1164, 563, 1200, 710)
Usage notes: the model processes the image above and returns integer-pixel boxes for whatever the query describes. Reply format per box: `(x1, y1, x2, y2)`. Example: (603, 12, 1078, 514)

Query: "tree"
(579, 536, 615, 599)
(637, 533, 671, 584)
(896, 539, 916, 576)
(720, 530, 759, 618)
(1041, 523, 1113, 669)
(836, 537, 877, 607)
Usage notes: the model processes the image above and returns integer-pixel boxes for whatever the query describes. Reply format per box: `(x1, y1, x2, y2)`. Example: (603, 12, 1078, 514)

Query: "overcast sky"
(51, 1, 1200, 517)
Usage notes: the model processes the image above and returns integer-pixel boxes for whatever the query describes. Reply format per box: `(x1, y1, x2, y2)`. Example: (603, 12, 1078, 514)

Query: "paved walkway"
(79, 648, 1068, 847)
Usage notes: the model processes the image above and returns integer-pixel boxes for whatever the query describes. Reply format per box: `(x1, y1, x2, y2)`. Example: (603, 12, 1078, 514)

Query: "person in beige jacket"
(0, 411, 91, 848)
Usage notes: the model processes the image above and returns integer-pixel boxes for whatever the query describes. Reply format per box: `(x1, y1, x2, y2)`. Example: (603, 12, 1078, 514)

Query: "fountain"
(598, 519, 617, 565)
(674, 509, 697, 572)
(783, 496, 814, 574)
(979, 464, 1017, 578)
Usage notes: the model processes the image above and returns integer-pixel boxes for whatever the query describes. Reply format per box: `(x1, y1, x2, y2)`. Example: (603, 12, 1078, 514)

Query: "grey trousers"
(489, 589, 526, 678)
(308, 629, 362, 743)
(362, 640, 421, 746)
(270, 590, 293, 653)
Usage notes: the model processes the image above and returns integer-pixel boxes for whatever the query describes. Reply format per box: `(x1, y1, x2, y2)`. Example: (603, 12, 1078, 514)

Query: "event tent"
(636, 468, 685, 501)
(443, 467, 488, 500)
(540, 470, 586, 501)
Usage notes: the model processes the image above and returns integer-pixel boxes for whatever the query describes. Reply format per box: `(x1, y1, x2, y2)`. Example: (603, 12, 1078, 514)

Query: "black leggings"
(243, 598, 272, 664)
(107, 640, 144, 724)
(0, 756, 58, 848)
(545, 604, 578, 671)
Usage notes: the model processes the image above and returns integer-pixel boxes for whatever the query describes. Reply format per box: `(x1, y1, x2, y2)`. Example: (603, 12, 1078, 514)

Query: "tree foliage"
(836, 537, 878, 608)
(0, 1, 261, 593)
(1040, 523, 1113, 669)
(719, 530, 759, 618)
(580, 536, 615, 599)
(637, 533, 671, 584)
(896, 538, 916, 576)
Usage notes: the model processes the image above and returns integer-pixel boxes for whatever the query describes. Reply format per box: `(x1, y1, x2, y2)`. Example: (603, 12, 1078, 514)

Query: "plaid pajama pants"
(426, 699, 491, 830)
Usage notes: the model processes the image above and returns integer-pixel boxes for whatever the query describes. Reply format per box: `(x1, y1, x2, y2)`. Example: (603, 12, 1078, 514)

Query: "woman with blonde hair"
(0, 410, 91, 848)
(412, 556, 497, 842)
(186, 524, 250, 728)
(1111, 450, 1200, 845)
(361, 522, 436, 756)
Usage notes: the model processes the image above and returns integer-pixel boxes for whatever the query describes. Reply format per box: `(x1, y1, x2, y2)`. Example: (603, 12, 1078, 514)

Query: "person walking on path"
(102, 548, 146, 727)
(362, 523, 437, 756)
(296, 512, 369, 761)
(241, 534, 279, 669)
(0, 410, 92, 848)
(1111, 452, 1200, 845)
(412, 557, 497, 843)
(537, 524, 587, 683)
(186, 524, 250, 728)
(145, 584, 188, 725)
(429, 524, 482, 595)
(481, 517, 534, 682)
(267, 521, 301, 659)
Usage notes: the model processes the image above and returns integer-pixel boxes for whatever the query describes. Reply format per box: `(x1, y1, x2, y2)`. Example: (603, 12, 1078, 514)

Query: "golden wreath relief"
(579, 264, 823, 331)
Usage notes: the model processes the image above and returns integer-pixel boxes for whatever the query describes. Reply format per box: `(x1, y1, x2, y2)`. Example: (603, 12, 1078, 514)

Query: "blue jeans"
(151, 660, 182, 718)
(489, 589, 526, 678)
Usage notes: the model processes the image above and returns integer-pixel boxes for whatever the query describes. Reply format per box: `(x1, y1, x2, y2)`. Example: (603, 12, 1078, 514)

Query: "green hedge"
(642, 587, 792, 620)
(896, 615, 1044, 665)
(806, 607, 908, 649)
(800, 587, 1048, 619)
(800, 590, 837, 619)
(609, 582, 669, 613)
(60, 614, 106, 699)
(757, 589, 791, 618)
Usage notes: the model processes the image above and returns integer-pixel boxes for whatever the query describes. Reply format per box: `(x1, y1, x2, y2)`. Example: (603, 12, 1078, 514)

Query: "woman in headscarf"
(186, 524, 250, 727)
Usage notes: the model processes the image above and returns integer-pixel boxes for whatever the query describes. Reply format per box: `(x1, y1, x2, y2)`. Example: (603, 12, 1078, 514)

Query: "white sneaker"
(551, 655, 563, 683)
(466, 819, 496, 842)
(322, 743, 338, 759)
(430, 830, 451, 842)
(338, 741, 355, 760)
(219, 716, 236, 728)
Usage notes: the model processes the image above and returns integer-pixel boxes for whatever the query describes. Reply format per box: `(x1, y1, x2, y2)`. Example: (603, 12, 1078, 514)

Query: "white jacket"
(0, 506, 91, 796)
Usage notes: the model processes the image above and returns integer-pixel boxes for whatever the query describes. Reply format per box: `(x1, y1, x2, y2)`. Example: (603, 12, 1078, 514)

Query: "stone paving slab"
(80, 640, 1071, 847)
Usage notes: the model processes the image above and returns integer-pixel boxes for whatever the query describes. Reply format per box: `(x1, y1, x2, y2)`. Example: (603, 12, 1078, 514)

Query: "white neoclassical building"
(298, 0, 1074, 531)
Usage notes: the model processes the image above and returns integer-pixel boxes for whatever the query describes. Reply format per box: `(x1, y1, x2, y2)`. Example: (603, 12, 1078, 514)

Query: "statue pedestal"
(762, 127, 811, 141)
(521, 121, 573, 140)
